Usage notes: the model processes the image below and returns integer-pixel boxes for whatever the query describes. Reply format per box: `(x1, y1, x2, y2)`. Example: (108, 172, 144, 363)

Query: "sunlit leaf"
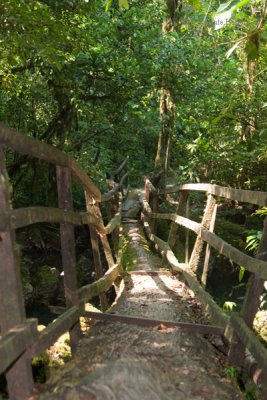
(239, 266, 245, 282)
(119, 0, 129, 10)
(105, 0, 113, 11)
(188, 0, 201, 11)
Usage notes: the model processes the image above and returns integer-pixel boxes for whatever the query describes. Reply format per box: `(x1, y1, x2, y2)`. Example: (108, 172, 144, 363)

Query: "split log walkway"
(39, 193, 243, 400)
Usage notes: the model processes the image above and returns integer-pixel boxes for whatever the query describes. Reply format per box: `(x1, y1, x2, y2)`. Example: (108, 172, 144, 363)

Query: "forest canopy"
(1, 0, 267, 206)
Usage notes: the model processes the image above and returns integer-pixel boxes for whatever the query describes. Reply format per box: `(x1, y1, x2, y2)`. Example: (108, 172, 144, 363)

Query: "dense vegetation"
(1, 0, 267, 206)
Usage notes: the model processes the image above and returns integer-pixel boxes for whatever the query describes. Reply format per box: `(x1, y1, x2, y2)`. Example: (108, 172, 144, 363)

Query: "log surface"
(39, 196, 243, 400)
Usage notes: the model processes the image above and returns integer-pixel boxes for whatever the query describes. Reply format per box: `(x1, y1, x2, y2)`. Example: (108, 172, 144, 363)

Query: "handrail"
(159, 182, 267, 206)
(153, 212, 267, 279)
(0, 123, 101, 201)
(101, 171, 129, 202)
(142, 177, 267, 385)
(0, 207, 103, 232)
(110, 156, 129, 179)
(0, 127, 129, 400)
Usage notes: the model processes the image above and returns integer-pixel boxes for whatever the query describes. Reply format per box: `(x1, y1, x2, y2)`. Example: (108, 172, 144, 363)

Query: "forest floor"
(36, 191, 244, 400)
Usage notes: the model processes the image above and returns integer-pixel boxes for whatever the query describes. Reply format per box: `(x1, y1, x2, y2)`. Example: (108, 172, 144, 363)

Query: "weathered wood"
(101, 172, 129, 202)
(159, 183, 267, 206)
(226, 313, 267, 382)
(84, 311, 225, 335)
(167, 191, 189, 250)
(201, 202, 218, 286)
(0, 147, 35, 400)
(142, 218, 229, 328)
(0, 123, 101, 201)
(142, 199, 153, 216)
(56, 165, 82, 355)
(189, 194, 217, 275)
(105, 210, 121, 234)
(29, 306, 81, 358)
(77, 264, 120, 303)
(185, 196, 190, 263)
(150, 192, 158, 235)
(0, 207, 102, 231)
(228, 216, 267, 366)
(154, 212, 267, 279)
(89, 224, 108, 311)
(110, 156, 129, 179)
(85, 191, 115, 273)
(0, 320, 38, 375)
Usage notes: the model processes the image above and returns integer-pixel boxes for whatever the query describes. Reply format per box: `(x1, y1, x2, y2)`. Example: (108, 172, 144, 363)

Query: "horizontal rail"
(84, 311, 224, 335)
(105, 212, 121, 234)
(142, 218, 228, 327)
(101, 172, 129, 202)
(159, 183, 267, 206)
(0, 124, 101, 201)
(29, 306, 80, 358)
(227, 313, 267, 376)
(154, 213, 267, 279)
(77, 264, 121, 303)
(0, 207, 102, 232)
(110, 157, 129, 179)
(0, 320, 38, 374)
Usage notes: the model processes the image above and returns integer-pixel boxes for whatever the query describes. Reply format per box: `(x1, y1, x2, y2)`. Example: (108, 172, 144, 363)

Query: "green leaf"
(119, 0, 129, 10)
(105, 0, 113, 11)
(239, 266, 245, 282)
(223, 301, 237, 312)
(188, 0, 201, 10)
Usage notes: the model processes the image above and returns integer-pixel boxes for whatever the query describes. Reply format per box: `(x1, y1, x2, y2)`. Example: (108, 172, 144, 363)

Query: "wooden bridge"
(0, 124, 267, 400)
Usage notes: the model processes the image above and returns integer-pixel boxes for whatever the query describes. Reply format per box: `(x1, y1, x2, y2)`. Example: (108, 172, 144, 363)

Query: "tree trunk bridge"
(0, 124, 266, 399)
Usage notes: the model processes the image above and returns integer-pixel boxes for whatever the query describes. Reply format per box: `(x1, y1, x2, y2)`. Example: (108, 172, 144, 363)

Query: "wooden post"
(167, 191, 189, 251)
(228, 215, 267, 366)
(85, 194, 115, 269)
(88, 225, 108, 311)
(144, 177, 150, 203)
(201, 201, 218, 286)
(189, 193, 217, 276)
(185, 196, 190, 264)
(0, 148, 34, 400)
(151, 192, 158, 235)
(56, 165, 82, 355)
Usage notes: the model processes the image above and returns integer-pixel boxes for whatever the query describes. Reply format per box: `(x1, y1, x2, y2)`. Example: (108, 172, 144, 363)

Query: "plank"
(77, 264, 120, 303)
(142, 219, 229, 327)
(155, 212, 267, 279)
(101, 172, 129, 202)
(110, 156, 129, 179)
(83, 311, 224, 335)
(227, 313, 267, 378)
(29, 306, 81, 358)
(105, 211, 121, 234)
(0, 207, 102, 231)
(159, 183, 267, 206)
(0, 123, 101, 201)
(0, 320, 38, 375)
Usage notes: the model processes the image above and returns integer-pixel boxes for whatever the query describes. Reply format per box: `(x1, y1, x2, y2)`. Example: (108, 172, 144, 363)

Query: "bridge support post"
(88, 223, 108, 311)
(56, 165, 82, 355)
(228, 216, 267, 369)
(0, 148, 34, 400)
(167, 191, 189, 252)
(189, 193, 217, 277)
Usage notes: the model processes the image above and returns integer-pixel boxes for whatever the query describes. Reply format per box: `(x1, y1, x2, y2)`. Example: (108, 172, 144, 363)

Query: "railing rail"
(0, 124, 129, 400)
(142, 178, 267, 386)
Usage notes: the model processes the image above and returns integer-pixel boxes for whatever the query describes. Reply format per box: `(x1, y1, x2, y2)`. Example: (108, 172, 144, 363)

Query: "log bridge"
(0, 124, 267, 399)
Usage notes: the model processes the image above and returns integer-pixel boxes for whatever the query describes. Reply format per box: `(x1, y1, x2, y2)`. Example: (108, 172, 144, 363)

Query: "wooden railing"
(0, 124, 128, 400)
(142, 178, 267, 385)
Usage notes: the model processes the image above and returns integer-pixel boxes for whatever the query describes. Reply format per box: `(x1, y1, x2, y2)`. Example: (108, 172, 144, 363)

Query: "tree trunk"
(153, 0, 180, 189)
